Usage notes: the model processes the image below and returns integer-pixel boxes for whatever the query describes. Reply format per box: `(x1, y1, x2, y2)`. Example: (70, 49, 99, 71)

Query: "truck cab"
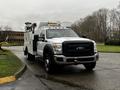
(24, 22, 99, 73)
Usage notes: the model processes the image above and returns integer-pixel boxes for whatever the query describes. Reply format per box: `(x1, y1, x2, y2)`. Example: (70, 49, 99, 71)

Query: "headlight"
(93, 42, 97, 53)
(52, 43, 62, 54)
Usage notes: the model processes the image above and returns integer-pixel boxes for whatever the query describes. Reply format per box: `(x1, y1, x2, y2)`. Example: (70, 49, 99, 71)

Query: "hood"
(47, 37, 94, 44)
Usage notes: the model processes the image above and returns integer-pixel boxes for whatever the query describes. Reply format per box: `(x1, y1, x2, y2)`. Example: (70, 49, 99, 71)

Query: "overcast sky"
(0, 0, 119, 31)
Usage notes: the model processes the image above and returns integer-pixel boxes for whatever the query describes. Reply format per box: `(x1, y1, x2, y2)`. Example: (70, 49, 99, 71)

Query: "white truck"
(24, 22, 99, 73)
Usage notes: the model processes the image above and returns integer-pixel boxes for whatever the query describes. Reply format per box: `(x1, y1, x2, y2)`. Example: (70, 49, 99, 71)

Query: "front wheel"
(83, 62, 96, 71)
(44, 53, 55, 73)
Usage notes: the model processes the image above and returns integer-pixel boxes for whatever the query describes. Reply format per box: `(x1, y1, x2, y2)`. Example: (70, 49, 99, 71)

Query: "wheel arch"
(43, 44, 54, 60)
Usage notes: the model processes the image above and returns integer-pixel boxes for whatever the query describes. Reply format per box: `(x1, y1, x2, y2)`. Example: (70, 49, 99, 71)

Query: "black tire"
(27, 53, 35, 61)
(44, 53, 55, 73)
(84, 62, 96, 71)
(31, 55, 35, 61)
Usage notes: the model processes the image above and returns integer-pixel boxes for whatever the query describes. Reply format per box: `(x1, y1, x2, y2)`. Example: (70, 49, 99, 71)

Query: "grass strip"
(97, 44, 120, 53)
(0, 50, 23, 78)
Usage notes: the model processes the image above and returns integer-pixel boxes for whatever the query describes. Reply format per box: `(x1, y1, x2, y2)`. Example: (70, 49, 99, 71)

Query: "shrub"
(105, 39, 120, 45)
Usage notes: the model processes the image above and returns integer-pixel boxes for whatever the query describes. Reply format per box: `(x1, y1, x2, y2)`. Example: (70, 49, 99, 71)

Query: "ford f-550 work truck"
(24, 22, 99, 73)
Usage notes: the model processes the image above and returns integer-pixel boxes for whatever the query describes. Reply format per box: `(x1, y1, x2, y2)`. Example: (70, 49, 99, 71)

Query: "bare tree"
(72, 8, 108, 42)
(94, 8, 108, 42)
(107, 9, 120, 43)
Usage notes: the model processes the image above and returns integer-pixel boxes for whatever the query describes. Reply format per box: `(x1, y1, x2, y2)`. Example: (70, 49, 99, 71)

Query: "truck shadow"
(25, 57, 95, 76)
(24, 57, 96, 90)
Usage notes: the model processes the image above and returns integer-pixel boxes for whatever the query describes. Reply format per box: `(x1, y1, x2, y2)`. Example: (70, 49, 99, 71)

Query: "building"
(0, 31, 24, 46)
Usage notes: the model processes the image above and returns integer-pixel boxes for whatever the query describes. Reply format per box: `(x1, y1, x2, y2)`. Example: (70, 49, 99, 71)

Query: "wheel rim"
(45, 59, 50, 72)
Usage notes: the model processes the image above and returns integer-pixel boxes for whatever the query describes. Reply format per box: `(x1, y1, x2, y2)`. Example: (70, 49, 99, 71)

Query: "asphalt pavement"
(2, 46, 120, 90)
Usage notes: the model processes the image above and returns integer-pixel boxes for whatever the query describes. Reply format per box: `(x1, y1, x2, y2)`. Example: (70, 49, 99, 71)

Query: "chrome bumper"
(54, 53, 99, 65)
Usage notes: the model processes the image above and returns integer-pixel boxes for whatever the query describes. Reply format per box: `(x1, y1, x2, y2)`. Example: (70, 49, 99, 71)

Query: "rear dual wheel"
(27, 53, 35, 61)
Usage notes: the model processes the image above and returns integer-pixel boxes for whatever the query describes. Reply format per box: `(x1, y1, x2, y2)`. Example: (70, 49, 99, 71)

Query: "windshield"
(46, 29, 79, 39)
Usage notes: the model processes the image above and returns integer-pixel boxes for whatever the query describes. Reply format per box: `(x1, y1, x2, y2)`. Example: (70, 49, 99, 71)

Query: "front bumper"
(54, 52, 99, 65)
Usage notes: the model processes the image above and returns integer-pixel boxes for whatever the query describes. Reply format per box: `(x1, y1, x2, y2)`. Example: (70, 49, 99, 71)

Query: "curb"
(14, 63, 27, 79)
(0, 63, 27, 85)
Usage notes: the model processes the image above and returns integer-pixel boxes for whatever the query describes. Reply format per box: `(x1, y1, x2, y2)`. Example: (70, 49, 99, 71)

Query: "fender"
(43, 44, 54, 56)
